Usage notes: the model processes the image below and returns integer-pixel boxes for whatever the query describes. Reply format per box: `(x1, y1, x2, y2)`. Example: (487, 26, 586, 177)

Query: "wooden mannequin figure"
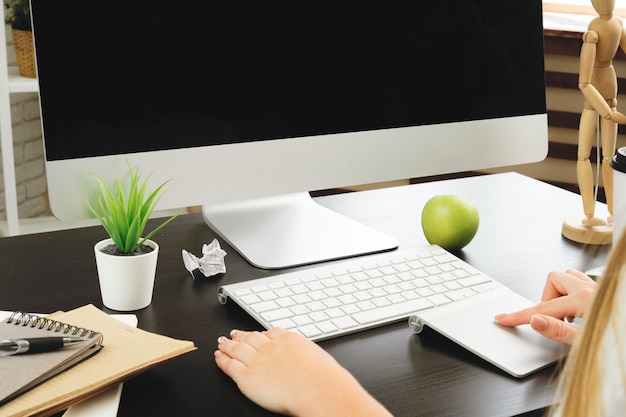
(562, 0, 626, 244)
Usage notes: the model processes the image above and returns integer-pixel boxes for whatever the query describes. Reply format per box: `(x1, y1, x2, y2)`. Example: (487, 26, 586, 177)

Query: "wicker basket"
(12, 29, 37, 78)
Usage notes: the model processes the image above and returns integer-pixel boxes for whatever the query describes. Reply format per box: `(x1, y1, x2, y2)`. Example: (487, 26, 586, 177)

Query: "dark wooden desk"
(0, 173, 609, 417)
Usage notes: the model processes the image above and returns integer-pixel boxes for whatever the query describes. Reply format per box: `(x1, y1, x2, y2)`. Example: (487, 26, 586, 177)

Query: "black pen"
(0, 337, 88, 356)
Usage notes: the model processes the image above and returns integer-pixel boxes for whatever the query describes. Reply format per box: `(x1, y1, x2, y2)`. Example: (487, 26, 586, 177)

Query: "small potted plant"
(89, 162, 177, 311)
(4, 0, 36, 78)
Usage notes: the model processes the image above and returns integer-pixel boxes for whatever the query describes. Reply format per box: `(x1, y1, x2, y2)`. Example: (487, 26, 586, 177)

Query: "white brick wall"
(1, 21, 48, 222)
(1, 93, 47, 221)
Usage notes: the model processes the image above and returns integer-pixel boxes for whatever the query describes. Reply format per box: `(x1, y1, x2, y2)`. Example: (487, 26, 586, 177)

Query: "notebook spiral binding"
(6, 312, 101, 340)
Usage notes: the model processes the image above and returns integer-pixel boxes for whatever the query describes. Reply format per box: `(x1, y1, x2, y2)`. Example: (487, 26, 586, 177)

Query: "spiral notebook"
(0, 304, 196, 417)
(0, 312, 104, 406)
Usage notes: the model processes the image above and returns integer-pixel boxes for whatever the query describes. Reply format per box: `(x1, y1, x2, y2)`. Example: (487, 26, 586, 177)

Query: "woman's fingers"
(529, 314, 578, 345)
(541, 269, 595, 301)
(217, 330, 265, 366)
(495, 296, 580, 326)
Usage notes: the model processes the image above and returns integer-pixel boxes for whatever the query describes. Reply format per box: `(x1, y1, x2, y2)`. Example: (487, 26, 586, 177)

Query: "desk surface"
(0, 173, 610, 417)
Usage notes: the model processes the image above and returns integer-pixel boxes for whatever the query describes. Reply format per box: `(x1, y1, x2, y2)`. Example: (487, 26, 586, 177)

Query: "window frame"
(543, 1, 626, 17)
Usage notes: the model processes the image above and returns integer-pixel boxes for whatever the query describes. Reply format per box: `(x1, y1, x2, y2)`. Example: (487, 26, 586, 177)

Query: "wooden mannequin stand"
(562, 0, 626, 245)
(562, 214, 612, 245)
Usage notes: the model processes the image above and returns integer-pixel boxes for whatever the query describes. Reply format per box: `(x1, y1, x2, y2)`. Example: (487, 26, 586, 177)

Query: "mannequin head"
(591, 0, 615, 15)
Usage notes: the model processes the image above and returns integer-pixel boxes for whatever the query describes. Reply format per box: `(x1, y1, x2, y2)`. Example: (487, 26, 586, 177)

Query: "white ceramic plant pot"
(94, 238, 159, 311)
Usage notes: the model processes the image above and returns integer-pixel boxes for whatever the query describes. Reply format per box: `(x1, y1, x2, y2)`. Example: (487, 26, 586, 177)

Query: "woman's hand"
(214, 328, 392, 417)
(495, 269, 597, 345)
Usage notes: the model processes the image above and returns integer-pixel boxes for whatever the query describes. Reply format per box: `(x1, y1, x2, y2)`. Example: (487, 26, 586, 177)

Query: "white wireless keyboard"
(218, 245, 502, 341)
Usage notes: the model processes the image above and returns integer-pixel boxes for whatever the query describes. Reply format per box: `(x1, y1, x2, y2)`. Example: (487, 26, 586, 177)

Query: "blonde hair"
(552, 230, 626, 416)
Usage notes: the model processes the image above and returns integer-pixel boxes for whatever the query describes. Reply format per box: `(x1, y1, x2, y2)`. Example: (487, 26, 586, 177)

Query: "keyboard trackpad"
(417, 292, 570, 378)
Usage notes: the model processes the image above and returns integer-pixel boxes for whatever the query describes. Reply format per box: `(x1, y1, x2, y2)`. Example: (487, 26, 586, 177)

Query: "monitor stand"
(202, 192, 399, 269)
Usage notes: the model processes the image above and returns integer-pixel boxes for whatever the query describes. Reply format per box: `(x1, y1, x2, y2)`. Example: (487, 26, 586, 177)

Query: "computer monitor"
(31, 0, 548, 269)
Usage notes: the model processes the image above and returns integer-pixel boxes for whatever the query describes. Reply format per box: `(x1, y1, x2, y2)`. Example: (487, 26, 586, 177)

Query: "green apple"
(421, 194, 479, 251)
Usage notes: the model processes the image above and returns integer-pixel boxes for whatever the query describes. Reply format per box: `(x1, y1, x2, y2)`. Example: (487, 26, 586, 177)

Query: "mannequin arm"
(579, 31, 612, 118)
(620, 25, 626, 55)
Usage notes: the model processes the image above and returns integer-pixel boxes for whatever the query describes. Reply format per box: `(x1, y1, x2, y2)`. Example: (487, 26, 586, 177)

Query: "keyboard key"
(356, 300, 376, 311)
(368, 288, 387, 298)
(276, 298, 296, 308)
(397, 272, 415, 281)
(292, 315, 313, 326)
(379, 266, 397, 275)
(324, 287, 343, 298)
(332, 316, 359, 329)
(350, 272, 369, 281)
(384, 284, 402, 295)
(354, 291, 372, 301)
(274, 288, 294, 298)
(317, 321, 338, 334)
(338, 294, 358, 305)
(309, 291, 326, 301)
(453, 269, 470, 279)
(306, 281, 325, 291)
(234, 288, 253, 297)
(325, 308, 345, 319)
(434, 253, 457, 263)
(240, 294, 262, 305)
(250, 300, 280, 314)
(439, 272, 457, 282)
(258, 290, 278, 301)
(271, 318, 296, 329)
(387, 294, 405, 304)
(354, 281, 373, 291)
(340, 284, 358, 294)
(307, 301, 326, 312)
(427, 294, 451, 306)
(444, 281, 462, 291)
(416, 288, 434, 297)
(419, 257, 438, 267)
(251, 284, 269, 293)
(336, 275, 355, 285)
(424, 266, 442, 276)
(298, 324, 322, 338)
(321, 277, 340, 287)
(425, 275, 443, 285)
(341, 304, 361, 315)
(406, 260, 424, 269)
(458, 275, 492, 287)
(291, 305, 311, 316)
(393, 263, 411, 273)
(323, 298, 343, 308)
(413, 278, 429, 288)
(261, 308, 293, 322)
(402, 291, 420, 301)
(372, 298, 392, 308)
(309, 312, 329, 322)
(292, 294, 312, 304)
(411, 269, 429, 279)
(353, 299, 433, 324)
(291, 284, 309, 294)
(365, 269, 384, 279)
(430, 284, 447, 294)
(383, 275, 402, 285)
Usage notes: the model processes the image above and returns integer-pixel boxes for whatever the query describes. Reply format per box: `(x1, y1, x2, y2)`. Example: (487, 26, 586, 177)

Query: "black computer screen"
(32, 0, 545, 160)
